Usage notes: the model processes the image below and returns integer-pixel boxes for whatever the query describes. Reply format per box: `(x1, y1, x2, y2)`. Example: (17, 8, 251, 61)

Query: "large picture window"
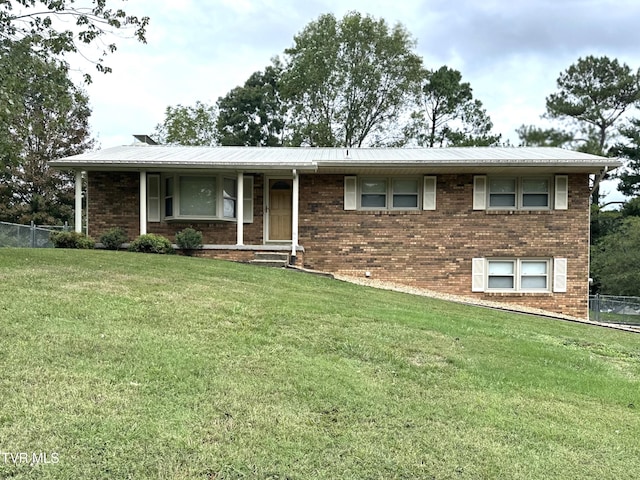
(179, 176, 216, 217)
(163, 174, 235, 221)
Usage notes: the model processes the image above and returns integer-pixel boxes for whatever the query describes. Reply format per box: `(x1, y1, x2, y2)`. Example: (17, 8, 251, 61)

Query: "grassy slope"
(0, 249, 638, 479)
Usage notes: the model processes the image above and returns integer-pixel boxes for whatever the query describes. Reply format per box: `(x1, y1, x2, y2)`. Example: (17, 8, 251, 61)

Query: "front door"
(269, 180, 292, 241)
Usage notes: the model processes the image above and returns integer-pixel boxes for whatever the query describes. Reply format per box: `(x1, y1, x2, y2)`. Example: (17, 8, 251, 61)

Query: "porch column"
(291, 169, 299, 261)
(236, 171, 244, 245)
(139, 171, 147, 235)
(74, 170, 83, 233)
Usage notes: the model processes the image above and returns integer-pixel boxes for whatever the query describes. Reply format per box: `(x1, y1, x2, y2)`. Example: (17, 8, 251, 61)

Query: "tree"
(545, 56, 640, 156)
(516, 125, 574, 147)
(612, 117, 640, 197)
(217, 63, 286, 146)
(280, 12, 423, 147)
(0, 0, 149, 82)
(591, 216, 640, 295)
(519, 56, 640, 155)
(0, 38, 93, 225)
(154, 101, 218, 146)
(405, 66, 501, 147)
(520, 56, 640, 205)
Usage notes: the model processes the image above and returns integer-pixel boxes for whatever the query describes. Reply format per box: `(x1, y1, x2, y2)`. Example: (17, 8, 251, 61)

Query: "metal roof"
(49, 145, 621, 173)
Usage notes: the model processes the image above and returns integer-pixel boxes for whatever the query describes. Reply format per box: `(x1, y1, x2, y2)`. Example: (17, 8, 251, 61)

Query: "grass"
(0, 249, 638, 479)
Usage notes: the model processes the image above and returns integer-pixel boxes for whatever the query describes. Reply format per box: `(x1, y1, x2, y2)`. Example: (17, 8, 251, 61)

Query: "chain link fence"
(0, 221, 71, 248)
(589, 294, 640, 326)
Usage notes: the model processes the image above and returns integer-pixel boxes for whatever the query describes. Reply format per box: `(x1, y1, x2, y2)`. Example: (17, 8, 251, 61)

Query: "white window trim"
(472, 257, 561, 293)
(162, 173, 239, 222)
(487, 258, 551, 292)
(345, 176, 425, 211)
(487, 176, 552, 211)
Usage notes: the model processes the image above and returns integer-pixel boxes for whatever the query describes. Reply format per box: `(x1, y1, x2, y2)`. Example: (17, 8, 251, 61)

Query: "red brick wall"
(297, 174, 590, 319)
(88, 172, 265, 245)
(88, 171, 590, 318)
(87, 172, 140, 240)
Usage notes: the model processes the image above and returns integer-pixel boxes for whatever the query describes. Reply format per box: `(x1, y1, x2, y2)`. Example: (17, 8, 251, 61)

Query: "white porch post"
(139, 171, 147, 235)
(236, 171, 244, 246)
(291, 169, 299, 261)
(74, 170, 83, 233)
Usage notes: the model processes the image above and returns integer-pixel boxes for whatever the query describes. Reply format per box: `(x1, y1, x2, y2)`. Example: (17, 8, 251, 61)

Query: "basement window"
(487, 259, 550, 292)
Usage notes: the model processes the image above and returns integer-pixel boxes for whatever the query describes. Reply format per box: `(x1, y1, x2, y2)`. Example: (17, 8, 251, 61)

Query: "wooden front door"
(269, 180, 292, 241)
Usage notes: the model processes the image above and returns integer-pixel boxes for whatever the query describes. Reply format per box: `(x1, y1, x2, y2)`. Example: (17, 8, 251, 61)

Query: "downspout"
(291, 169, 299, 264)
(587, 165, 609, 320)
(590, 166, 609, 196)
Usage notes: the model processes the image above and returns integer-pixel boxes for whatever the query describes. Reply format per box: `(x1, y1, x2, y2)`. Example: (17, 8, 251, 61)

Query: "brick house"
(50, 143, 620, 319)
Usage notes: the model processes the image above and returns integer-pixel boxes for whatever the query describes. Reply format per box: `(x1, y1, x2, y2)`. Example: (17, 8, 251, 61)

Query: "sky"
(70, 0, 640, 203)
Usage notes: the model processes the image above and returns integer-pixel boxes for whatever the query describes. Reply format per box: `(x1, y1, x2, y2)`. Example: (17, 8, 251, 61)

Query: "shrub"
(128, 233, 174, 254)
(50, 231, 96, 249)
(100, 227, 128, 250)
(175, 227, 203, 255)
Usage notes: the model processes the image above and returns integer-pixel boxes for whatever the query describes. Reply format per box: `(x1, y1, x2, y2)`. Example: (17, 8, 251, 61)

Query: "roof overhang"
(49, 145, 622, 175)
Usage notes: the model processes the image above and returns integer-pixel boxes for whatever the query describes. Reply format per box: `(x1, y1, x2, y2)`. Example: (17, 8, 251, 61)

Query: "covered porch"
(72, 168, 308, 264)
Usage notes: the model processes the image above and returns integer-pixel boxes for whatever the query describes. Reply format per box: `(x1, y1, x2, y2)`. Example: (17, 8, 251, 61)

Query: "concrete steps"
(249, 251, 290, 268)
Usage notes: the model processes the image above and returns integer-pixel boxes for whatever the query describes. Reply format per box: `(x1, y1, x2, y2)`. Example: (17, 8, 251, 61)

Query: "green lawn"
(0, 249, 638, 479)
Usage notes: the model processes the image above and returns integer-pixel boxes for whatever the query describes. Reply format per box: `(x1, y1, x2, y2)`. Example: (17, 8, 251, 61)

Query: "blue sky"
(71, 0, 640, 203)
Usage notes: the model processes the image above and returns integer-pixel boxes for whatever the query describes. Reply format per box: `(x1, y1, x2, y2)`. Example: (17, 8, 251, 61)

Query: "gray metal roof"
(49, 145, 621, 173)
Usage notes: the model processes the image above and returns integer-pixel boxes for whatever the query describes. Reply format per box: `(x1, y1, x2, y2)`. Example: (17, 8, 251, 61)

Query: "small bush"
(175, 227, 203, 255)
(128, 233, 174, 254)
(100, 227, 128, 250)
(50, 231, 96, 249)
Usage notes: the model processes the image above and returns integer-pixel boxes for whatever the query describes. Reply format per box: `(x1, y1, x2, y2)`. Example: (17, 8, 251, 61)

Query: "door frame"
(264, 175, 293, 243)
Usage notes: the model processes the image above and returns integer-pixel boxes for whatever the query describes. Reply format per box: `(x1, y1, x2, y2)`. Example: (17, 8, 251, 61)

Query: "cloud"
(75, 0, 640, 152)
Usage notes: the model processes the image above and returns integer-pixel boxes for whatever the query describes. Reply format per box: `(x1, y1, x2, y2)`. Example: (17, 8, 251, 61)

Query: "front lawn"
(0, 249, 638, 479)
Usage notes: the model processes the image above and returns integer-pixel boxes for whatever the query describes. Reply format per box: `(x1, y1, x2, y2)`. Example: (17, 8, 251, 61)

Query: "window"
(361, 178, 387, 208)
(477, 175, 569, 211)
(179, 176, 216, 217)
(484, 176, 551, 210)
(486, 259, 549, 291)
(223, 178, 236, 218)
(489, 178, 516, 207)
(392, 179, 419, 208)
(164, 177, 174, 217)
(162, 174, 236, 221)
(359, 177, 419, 210)
(473, 257, 566, 293)
(522, 178, 549, 207)
(345, 176, 435, 211)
